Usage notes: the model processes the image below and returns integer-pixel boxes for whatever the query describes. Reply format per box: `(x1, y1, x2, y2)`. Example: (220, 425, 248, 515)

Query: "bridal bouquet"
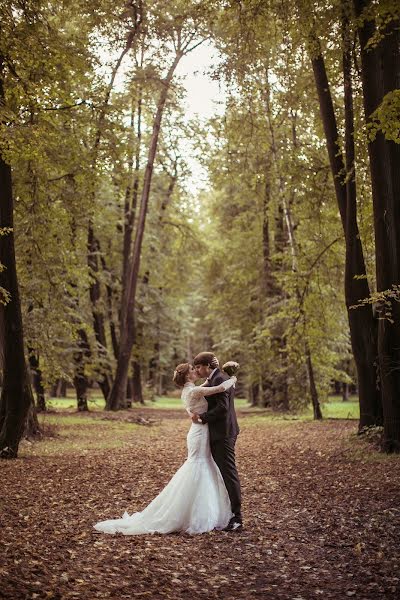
(222, 361, 240, 377)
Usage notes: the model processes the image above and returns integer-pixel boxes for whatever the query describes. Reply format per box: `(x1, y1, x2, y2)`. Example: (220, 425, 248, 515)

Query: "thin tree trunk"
(100, 253, 119, 359)
(354, 1, 400, 450)
(250, 383, 259, 407)
(60, 379, 67, 398)
(132, 360, 144, 404)
(262, 156, 276, 294)
(310, 28, 382, 430)
(73, 329, 91, 412)
(264, 73, 291, 407)
(123, 88, 143, 286)
(305, 345, 323, 420)
(88, 229, 112, 401)
(28, 351, 46, 412)
(107, 51, 184, 410)
(87, 13, 143, 402)
(266, 69, 318, 415)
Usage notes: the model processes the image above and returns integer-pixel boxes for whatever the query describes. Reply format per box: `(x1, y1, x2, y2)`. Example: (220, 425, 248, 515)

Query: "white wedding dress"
(93, 379, 234, 535)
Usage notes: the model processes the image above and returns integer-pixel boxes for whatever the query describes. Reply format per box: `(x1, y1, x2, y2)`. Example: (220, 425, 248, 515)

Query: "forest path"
(1, 413, 400, 599)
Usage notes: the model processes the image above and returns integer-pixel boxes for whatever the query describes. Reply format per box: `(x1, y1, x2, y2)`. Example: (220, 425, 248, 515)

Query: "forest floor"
(1, 407, 400, 600)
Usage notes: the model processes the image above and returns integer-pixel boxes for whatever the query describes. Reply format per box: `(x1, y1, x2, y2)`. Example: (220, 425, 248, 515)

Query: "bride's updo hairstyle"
(173, 363, 191, 387)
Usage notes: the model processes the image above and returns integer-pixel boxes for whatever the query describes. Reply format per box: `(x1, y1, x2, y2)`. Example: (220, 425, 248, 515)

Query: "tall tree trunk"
(264, 74, 291, 407)
(310, 29, 382, 430)
(86, 14, 143, 403)
(354, 1, 400, 450)
(59, 379, 67, 398)
(51, 379, 67, 398)
(100, 252, 119, 359)
(123, 89, 143, 286)
(262, 156, 277, 294)
(107, 51, 184, 410)
(87, 229, 112, 401)
(305, 345, 323, 420)
(250, 383, 260, 407)
(73, 329, 91, 412)
(132, 359, 144, 404)
(266, 70, 320, 415)
(0, 59, 34, 457)
(28, 350, 46, 412)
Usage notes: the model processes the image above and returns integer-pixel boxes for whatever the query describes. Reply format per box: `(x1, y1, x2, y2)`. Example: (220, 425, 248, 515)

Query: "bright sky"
(176, 41, 225, 119)
(175, 42, 226, 193)
(106, 40, 226, 193)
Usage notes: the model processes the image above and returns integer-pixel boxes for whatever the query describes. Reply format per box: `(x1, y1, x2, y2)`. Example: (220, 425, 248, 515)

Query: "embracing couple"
(94, 351, 242, 535)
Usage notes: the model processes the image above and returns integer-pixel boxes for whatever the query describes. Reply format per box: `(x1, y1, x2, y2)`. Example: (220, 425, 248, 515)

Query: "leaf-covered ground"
(1, 409, 400, 599)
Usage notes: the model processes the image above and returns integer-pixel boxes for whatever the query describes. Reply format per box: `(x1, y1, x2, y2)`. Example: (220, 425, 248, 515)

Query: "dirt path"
(1, 413, 399, 599)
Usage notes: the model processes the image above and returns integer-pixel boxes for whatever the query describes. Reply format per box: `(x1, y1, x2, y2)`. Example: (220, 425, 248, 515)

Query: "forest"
(0, 1, 400, 598)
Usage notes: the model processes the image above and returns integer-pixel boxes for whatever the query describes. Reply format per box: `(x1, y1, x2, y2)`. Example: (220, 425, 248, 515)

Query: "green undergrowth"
(46, 394, 358, 418)
(25, 393, 361, 458)
(20, 413, 157, 457)
(337, 428, 400, 464)
(46, 395, 250, 411)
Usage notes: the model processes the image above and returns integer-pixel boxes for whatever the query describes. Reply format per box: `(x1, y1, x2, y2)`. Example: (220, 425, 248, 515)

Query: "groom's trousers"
(210, 436, 242, 521)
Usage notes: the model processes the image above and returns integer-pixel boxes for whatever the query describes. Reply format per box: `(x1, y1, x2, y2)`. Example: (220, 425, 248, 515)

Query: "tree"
(353, 0, 400, 451)
(107, 6, 208, 409)
(0, 54, 34, 458)
(305, 3, 382, 429)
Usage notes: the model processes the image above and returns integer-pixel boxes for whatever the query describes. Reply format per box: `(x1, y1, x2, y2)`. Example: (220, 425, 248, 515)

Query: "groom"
(192, 351, 242, 531)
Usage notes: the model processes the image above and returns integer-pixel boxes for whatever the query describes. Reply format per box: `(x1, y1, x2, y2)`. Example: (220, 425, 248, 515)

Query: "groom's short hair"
(193, 352, 217, 367)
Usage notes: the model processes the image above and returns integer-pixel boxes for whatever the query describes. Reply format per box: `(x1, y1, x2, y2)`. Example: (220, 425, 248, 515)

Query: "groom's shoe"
(223, 518, 243, 532)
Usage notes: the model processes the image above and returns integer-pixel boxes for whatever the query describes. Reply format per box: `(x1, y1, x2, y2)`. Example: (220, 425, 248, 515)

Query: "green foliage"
(2, 0, 385, 418)
(368, 90, 400, 143)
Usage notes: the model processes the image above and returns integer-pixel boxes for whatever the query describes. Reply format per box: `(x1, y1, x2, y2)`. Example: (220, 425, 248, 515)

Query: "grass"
(304, 400, 359, 420)
(23, 393, 362, 458)
(47, 394, 360, 420)
(45, 391, 359, 420)
(21, 411, 157, 457)
(46, 394, 251, 411)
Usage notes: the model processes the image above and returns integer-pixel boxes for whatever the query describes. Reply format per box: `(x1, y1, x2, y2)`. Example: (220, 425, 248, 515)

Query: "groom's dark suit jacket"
(199, 368, 240, 441)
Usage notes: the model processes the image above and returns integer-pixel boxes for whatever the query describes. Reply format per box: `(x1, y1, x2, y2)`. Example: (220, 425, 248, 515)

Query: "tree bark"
(0, 56, 36, 457)
(250, 383, 260, 407)
(305, 345, 323, 420)
(100, 252, 119, 359)
(73, 329, 91, 412)
(310, 28, 382, 430)
(132, 359, 144, 404)
(28, 350, 46, 412)
(87, 228, 112, 401)
(354, 1, 400, 450)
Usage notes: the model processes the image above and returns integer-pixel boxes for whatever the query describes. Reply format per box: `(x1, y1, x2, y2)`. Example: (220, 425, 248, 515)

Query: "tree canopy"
(1, 0, 400, 455)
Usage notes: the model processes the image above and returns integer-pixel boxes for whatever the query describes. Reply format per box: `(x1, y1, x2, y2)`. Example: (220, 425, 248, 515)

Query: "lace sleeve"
(191, 377, 236, 398)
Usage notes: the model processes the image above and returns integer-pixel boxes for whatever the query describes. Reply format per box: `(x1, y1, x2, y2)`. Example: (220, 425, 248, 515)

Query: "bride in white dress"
(93, 363, 236, 535)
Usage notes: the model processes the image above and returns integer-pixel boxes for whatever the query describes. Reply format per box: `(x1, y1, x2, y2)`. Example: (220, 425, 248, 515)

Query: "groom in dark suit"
(192, 351, 242, 531)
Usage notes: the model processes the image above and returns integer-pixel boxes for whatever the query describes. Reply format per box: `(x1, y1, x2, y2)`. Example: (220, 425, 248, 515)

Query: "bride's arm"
(187, 379, 236, 420)
(191, 377, 236, 398)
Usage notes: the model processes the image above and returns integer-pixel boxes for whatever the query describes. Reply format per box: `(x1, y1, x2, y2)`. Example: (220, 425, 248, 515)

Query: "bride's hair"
(173, 363, 191, 387)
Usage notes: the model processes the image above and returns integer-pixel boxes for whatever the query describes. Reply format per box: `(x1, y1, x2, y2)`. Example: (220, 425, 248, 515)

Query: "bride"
(93, 363, 236, 535)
